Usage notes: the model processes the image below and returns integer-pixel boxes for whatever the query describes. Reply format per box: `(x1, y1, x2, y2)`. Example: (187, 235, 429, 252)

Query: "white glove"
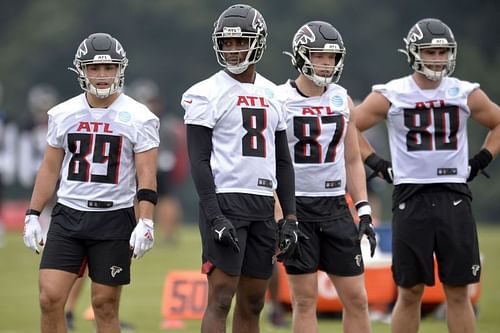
(23, 214, 43, 254)
(129, 218, 154, 259)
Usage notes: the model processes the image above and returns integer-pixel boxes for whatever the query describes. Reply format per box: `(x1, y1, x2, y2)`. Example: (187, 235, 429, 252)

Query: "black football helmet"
(285, 21, 346, 86)
(71, 33, 128, 98)
(212, 4, 267, 74)
(400, 18, 457, 81)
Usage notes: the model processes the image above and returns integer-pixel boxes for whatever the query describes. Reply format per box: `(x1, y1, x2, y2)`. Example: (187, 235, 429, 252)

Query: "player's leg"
(39, 204, 87, 333)
(201, 268, 239, 333)
(391, 192, 435, 333)
(86, 237, 132, 333)
(233, 275, 269, 333)
(65, 274, 87, 330)
(320, 201, 371, 333)
(391, 284, 424, 333)
(287, 273, 318, 333)
(435, 191, 479, 333)
(199, 215, 248, 332)
(233, 218, 277, 333)
(330, 274, 371, 333)
(443, 284, 475, 333)
(39, 269, 79, 333)
(266, 263, 288, 327)
(90, 282, 122, 333)
(282, 220, 319, 333)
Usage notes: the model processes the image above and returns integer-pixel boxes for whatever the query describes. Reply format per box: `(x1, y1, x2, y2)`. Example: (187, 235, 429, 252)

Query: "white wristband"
(355, 201, 372, 217)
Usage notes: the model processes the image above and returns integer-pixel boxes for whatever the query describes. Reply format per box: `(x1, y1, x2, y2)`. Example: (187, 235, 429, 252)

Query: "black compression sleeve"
(275, 130, 296, 217)
(186, 124, 222, 222)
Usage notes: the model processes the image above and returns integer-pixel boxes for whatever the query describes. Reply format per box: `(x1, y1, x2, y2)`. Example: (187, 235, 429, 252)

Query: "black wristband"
(137, 189, 158, 205)
(26, 208, 41, 216)
(364, 153, 381, 169)
(474, 149, 493, 169)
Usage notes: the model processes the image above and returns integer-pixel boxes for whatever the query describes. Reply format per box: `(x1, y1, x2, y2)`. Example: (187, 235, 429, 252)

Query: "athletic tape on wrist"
(355, 201, 372, 217)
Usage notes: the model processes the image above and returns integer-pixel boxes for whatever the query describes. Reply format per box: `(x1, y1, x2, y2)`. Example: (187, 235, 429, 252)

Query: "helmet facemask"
(408, 42, 456, 81)
(212, 4, 267, 74)
(213, 28, 266, 74)
(75, 60, 128, 98)
(296, 45, 345, 86)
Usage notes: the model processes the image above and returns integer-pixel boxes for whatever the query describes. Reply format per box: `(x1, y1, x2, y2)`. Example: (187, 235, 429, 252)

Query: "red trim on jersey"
(201, 261, 215, 275)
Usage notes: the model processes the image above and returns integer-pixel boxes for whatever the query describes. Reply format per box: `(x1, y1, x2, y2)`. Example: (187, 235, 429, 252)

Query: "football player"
(22, 32, 160, 333)
(181, 4, 297, 332)
(278, 21, 375, 333)
(356, 18, 500, 333)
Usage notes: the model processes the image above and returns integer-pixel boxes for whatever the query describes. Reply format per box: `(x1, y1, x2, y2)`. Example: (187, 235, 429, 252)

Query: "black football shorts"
(391, 189, 481, 287)
(199, 212, 277, 279)
(40, 203, 135, 285)
(284, 205, 364, 277)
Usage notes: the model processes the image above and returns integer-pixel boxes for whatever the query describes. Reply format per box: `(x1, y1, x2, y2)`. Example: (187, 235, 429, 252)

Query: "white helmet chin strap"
(226, 61, 250, 74)
(87, 83, 118, 99)
(306, 72, 333, 87)
(420, 66, 447, 81)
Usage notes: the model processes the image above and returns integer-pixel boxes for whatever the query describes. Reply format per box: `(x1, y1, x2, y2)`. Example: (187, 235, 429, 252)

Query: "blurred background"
(0, 1, 499, 332)
(0, 0, 499, 224)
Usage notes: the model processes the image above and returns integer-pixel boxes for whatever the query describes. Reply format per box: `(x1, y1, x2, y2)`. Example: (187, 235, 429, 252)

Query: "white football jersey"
(182, 70, 287, 196)
(47, 93, 160, 211)
(374, 76, 479, 184)
(278, 81, 349, 196)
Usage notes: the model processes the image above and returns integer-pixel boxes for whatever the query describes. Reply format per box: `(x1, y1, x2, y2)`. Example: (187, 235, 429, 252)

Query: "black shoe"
(120, 321, 135, 332)
(65, 311, 75, 331)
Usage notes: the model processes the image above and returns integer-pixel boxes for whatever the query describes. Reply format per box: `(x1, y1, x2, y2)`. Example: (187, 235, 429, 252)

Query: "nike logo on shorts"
(453, 199, 463, 206)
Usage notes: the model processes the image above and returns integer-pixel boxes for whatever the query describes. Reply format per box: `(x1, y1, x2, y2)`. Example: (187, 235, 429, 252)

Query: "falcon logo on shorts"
(110, 265, 123, 278)
(354, 254, 362, 267)
(471, 264, 480, 277)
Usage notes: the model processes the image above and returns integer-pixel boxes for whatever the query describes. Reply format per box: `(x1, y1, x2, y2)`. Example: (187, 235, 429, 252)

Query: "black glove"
(358, 215, 377, 257)
(365, 153, 393, 184)
(211, 216, 240, 253)
(276, 218, 308, 262)
(467, 149, 493, 182)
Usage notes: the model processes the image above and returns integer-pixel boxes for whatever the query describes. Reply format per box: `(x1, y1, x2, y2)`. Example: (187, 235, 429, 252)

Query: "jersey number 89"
(67, 133, 123, 184)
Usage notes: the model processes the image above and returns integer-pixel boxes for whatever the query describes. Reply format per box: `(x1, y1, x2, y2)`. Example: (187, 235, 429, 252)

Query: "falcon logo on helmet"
(293, 25, 316, 46)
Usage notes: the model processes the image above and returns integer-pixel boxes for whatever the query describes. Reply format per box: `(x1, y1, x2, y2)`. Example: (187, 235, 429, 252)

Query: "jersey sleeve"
(134, 117, 160, 153)
(273, 86, 289, 132)
(182, 91, 216, 129)
(372, 83, 390, 98)
(46, 112, 63, 148)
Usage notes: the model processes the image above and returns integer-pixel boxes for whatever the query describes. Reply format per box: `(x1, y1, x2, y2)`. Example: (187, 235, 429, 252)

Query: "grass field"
(1, 224, 499, 333)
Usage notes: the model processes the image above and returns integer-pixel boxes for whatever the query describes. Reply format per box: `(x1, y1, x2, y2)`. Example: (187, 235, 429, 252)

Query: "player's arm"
(274, 129, 296, 220)
(466, 88, 500, 181)
(186, 124, 223, 219)
(355, 92, 393, 183)
(345, 97, 377, 256)
(135, 147, 158, 220)
(28, 145, 64, 212)
(345, 97, 368, 204)
(23, 144, 64, 253)
(130, 147, 158, 259)
(355, 91, 390, 159)
(468, 88, 500, 157)
(186, 124, 239, 252)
